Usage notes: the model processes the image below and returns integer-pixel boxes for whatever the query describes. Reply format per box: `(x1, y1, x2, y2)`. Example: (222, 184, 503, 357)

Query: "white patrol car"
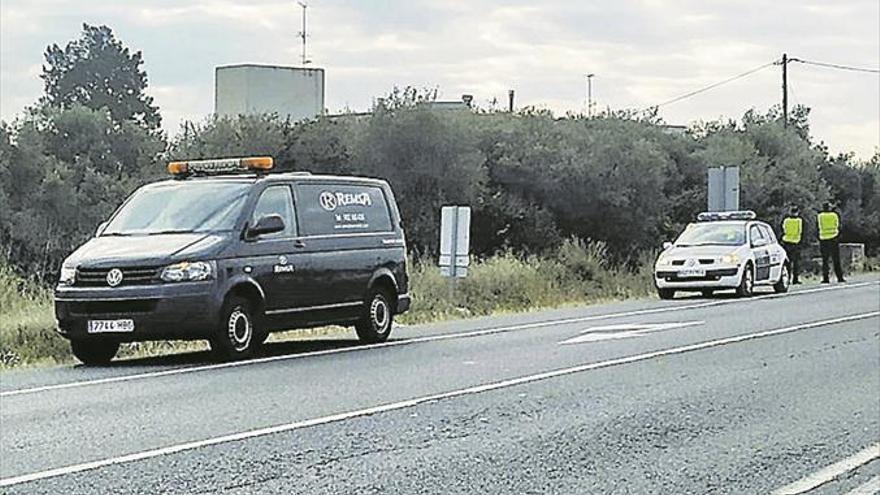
(654, 211, 791, 299)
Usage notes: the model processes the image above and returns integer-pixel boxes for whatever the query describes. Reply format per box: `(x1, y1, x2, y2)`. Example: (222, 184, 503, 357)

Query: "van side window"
(295, 183, 393, 236)
(251, 185, 296, 239)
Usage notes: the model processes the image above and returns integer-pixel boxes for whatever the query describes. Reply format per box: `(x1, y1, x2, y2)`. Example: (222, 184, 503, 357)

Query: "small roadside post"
(439, 206, 471, 298)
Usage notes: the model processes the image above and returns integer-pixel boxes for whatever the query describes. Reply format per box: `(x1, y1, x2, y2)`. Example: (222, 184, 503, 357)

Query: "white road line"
(1, 281, 876, 398)
(558, 321, 704, 345)
(845, 476, 880, 495)
(771, 443, 880, 495)
(1, 311, 876, 488)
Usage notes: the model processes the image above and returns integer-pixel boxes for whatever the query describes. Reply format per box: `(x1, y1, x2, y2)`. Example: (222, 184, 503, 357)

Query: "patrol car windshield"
(103, 181, 250, 236)
(675, 223, 746, 247)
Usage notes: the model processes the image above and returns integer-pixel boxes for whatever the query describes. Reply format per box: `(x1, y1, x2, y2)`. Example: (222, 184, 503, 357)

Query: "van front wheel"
(210, 296, 258, 361)
(355, 289, 394, 344)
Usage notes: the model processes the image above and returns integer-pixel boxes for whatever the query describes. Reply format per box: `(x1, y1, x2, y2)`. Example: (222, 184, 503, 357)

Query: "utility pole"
(586, 73, 595, 117)
(297, 1, 311, 66)
(781, 53, 788, 128)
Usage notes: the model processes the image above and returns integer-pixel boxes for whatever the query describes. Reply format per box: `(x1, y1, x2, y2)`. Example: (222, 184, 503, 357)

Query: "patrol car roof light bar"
(696, 210, 756, 222)
(167, 157, 274, 177)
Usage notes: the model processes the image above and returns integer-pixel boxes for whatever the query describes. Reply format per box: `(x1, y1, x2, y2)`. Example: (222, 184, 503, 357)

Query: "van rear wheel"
(355, 288, 394, 344)
(70, 339, 119, 366)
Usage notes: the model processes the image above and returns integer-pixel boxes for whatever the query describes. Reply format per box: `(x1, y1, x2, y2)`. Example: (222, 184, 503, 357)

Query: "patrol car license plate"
(679, 268, 706, 278)
(87, 319, 135, 333)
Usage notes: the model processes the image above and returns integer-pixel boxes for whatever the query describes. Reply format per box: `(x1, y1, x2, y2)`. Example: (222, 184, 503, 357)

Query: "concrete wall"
(215, 64, 324, 122)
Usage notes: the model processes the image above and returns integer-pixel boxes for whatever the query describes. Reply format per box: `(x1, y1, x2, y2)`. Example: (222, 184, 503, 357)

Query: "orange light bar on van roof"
(167, 157, 274, 176)
(241, 156, 274, 170)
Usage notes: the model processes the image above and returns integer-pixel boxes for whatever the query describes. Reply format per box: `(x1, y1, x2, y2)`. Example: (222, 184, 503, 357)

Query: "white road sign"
(439, 206, 471, 278)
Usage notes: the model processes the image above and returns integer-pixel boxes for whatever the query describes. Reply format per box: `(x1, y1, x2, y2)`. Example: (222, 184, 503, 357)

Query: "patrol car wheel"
(736, 263, 755, 297)
(70, 339, 119, 366)
(774, 263, 791, 294)
(210, 296, 257, 361)
(355, 288, 394, 344)
(657, 288, 675, 300)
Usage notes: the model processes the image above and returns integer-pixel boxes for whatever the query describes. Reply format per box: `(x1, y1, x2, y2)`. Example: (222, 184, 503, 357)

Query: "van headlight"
(58, 266, 77, 286)
(656, 256, 672, 267)
(160, 261, 215, 282)
(720, 254, 740, 265)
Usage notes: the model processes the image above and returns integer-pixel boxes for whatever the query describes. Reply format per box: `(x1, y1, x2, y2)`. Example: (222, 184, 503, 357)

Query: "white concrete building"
(215, 64, 324, 121)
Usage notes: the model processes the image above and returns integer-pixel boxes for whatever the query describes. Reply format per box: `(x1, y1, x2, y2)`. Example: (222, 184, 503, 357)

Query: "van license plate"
(679, 268, 706, 278)
(87, 319, 135, 333)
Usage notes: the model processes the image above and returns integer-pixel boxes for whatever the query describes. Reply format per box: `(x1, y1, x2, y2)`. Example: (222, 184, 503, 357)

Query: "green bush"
(0, 261, 67, 367)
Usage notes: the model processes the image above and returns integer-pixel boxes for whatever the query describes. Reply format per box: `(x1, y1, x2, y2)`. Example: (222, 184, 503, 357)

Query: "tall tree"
(41, 24, 160, 130)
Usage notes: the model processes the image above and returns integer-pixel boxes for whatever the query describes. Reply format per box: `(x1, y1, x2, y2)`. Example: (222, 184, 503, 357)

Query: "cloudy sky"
(1, 0, 878, 157)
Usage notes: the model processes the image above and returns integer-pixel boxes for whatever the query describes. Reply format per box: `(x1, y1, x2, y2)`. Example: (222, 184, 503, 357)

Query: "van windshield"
(675, 223, 746, 247)
(103, 181, 251, 236)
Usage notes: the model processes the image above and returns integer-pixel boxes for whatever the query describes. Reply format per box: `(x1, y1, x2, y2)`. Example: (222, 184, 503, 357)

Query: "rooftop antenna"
(297, 1, 311, 66)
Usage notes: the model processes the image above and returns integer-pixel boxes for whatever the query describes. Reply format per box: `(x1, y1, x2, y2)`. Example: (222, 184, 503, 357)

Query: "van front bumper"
(54, 281, 220, 341)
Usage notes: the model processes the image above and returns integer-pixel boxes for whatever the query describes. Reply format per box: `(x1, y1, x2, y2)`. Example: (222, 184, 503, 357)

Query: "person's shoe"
(792, 280, 801, 285)
(821, 279, 830, 284)
(838, 278, 846, 283)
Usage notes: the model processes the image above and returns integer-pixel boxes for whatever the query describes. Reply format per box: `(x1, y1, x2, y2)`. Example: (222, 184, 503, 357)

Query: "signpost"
(707, 166, 740, 212)
(439, 206, 471, 278)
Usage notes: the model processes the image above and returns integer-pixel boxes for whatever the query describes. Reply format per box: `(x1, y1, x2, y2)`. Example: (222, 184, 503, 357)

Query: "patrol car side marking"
(3, 281, 876, 398)
(1, 311, 876, 487)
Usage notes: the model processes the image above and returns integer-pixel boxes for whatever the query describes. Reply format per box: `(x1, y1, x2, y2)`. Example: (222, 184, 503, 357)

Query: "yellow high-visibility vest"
(817, 211, 840, 240)
(782, 217, 802, 244)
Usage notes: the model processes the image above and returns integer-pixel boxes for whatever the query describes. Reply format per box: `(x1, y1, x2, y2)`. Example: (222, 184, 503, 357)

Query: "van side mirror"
(95, 221, 109, 237)
(247, 214, 285, 239)
(662, 241, 673, 251)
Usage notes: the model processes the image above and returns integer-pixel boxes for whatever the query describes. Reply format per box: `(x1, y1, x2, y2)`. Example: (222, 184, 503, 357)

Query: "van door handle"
(294, 239, 306, 248)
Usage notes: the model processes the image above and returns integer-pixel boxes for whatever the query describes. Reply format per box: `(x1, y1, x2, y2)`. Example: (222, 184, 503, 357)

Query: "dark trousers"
(782, 241, 800, 282)
(819, 238, 845, 282)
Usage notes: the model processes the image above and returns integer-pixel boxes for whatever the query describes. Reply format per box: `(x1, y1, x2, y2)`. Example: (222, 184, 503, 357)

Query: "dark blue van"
(54, 157, 410, 364)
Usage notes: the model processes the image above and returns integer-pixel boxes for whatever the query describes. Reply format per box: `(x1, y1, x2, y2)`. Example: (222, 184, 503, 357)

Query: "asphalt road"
(1, 278, 878, 494)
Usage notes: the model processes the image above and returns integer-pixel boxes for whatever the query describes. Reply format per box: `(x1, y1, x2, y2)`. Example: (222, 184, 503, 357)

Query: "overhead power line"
(643, 60, 777, 111)
(788, 58, 880, 74)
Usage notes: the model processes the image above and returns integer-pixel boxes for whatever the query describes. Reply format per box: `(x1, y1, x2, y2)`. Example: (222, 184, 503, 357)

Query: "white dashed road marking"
(771, 443, 880, 495)
(558, 321, 704, 344)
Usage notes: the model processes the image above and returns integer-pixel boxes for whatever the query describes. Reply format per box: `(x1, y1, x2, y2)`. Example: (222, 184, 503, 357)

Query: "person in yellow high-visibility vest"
(780, 205, 802, 284)
(817, 202, 845, 283)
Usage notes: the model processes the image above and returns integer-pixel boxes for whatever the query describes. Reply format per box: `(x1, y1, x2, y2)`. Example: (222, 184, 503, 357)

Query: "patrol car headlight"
(58, 266, 77, 286)
(160, 261, 214, 282)
(720, 254, 740, 265)
(656, 256, 672, 267)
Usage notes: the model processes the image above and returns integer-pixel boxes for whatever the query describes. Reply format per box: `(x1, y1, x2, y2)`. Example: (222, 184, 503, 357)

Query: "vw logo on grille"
(106, 268, 124, 287)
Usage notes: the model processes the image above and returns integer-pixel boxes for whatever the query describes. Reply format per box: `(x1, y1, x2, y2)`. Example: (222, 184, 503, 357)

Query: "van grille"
(67, 299, 159, 316)
(75, 266, 162, 287)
